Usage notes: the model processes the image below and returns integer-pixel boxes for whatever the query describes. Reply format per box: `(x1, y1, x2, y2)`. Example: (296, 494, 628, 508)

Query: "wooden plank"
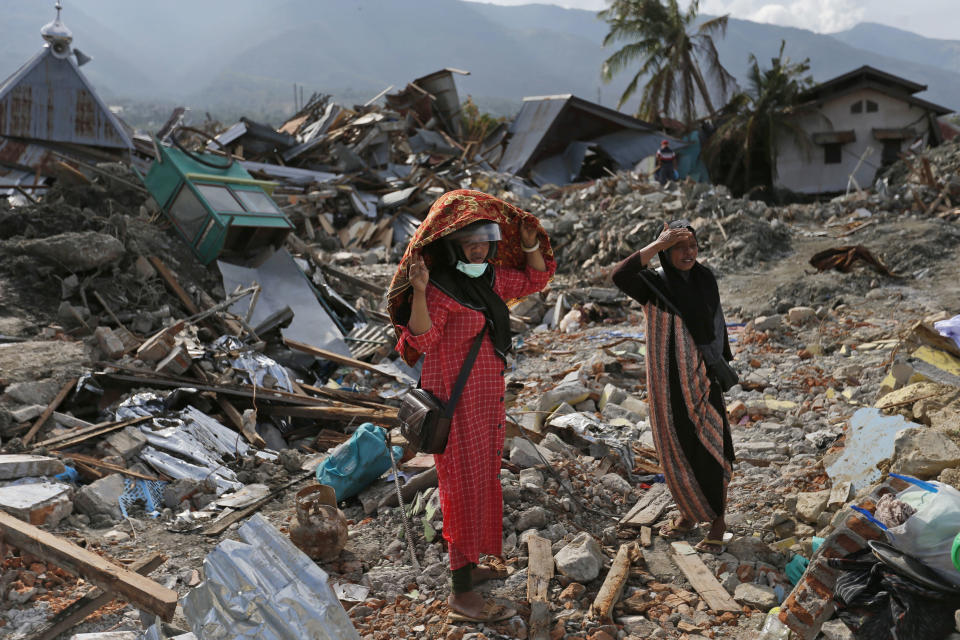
(526, 534, 554, 640)
(35, 552, 166, 640)
(640, 526, 652, 547)
(283, 337, 392, 376)
(31, 417, 150, 451)
(260, 404, 398, 425)
(0, 511, 178, 620)
(216, 395, 267, 448)
(590, 544, 633, 622)
(620, 482, 668, 526)
(51, 453, 163, 482)
(670, 541, 740, 612)
(526, 534, 554, 602)
(624, 484, 672, 527)
(318, 262, 386, 295)
(22, 378, 76, 445)
(147, 256, 201, 315)
(202, 472, 313, 536)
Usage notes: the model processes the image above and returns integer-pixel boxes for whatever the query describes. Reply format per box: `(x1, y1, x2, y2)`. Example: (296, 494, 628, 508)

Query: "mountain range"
(1, 1, 957, 125)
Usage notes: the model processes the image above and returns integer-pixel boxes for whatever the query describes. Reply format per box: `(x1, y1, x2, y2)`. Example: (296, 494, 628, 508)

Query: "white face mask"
(456, 261, 488, 278)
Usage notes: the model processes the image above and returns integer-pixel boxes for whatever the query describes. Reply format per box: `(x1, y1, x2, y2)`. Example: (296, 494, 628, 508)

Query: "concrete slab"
(0, 481, 73, 527)
(825, 407, 918, 491)
(0, 454, 66, 480)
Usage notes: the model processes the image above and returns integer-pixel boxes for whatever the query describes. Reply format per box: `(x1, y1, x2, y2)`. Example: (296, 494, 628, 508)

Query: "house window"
(824, 143, 842, 164)
(851, 101, 863, 114)
(882, 140, 901, 166)
(866, 100, 878, 113)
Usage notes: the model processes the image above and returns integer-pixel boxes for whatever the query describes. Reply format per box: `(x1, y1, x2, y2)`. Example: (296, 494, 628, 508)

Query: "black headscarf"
(654, 220, 721, 346)
(426, 242, 512, 363)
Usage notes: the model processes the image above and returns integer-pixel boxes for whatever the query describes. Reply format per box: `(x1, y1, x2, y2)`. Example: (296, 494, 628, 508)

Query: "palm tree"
(704, 41, 814, 196)
(600, 0, 735, 125)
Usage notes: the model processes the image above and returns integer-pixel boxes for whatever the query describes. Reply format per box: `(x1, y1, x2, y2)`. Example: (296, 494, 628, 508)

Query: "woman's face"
(668, 236, 698, 271)
(458, 239, 490, 264)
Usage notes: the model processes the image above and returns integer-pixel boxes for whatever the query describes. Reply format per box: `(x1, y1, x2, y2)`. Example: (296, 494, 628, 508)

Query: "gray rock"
(518, 468, 545, 491)
(821, 619, 855, 640)
(0, 454, 66, 480)
(753, 315, 783, 331)
(787, 307, 817, 325)
(100, 427, 147, 462)
(12, 231, 125, 272)
(509, 437, 554, 468)
(795, 490, 832, 524)
(515, 506, 549, 531)
(75, 473, 127, 520)
(597, 383, 627, 411)
(600, 472, 632, 494)
(891, 428, 960, 478)
(727, 536, 780, 564)
(95, 327, 125, 359)
(539, 432, 574, 459)
(733, 582, 778, 609)
(9, 404, 45, 423)
(2, 378, 62, 406)
(554, 532, 605, 583)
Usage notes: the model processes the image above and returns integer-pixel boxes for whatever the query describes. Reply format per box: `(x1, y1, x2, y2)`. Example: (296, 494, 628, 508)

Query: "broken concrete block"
(134, 255, 157, 281)
(891, 428, 960, 478)
(9, 404, 45, 423)
(733, 582, 778, 609)
(515, 506, 548, 531)
(74, 473, 126, 521)
(95, 326, 126, 359)
(620, 395, 649, 419)
(99, 426, 148, 461)
(508, 437, 554, 469)
(0, 454, 66, 480)
(597, 383, 627, 411)
(795, 490, 831, 524)
(600, 472, 632, 494)
(876, 381, 951, 411)
(538, 432, 574, 459)
(136, 330, 177, 363)
(554, 532, 604, 583)
(2, 378, 61, 406)
(156, 344, 192, 376)
(12, 231, 125, 272)
(535, 382, 591, 429)
(0, 481, 73, 527)
(787, 306, 817, 325)
(753, 315, 782, 332)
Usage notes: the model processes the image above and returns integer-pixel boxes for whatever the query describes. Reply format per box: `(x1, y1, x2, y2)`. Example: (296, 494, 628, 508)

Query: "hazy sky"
(482, 0, 956, 40)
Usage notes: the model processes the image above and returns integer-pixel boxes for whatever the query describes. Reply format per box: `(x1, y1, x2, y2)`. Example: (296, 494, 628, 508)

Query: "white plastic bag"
(885, 474, 960, 583)
(934, 314, 960, 350)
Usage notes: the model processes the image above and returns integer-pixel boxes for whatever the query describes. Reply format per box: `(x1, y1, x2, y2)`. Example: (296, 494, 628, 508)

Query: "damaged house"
(499, 94, 683, 187)
(775, 65, 953, 194)
(0, 4, 133, 203)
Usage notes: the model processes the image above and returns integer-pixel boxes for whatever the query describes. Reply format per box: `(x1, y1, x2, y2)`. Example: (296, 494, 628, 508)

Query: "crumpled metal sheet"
(182, 513, 360, 640)
(213, 336, 295, 392)
(139, 446, 241, 495)
(809, 245, 895, 275)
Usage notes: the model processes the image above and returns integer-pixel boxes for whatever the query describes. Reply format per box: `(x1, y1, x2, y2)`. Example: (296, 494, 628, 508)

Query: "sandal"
(448, 598, 517, 623)
(694, 538, 726, 555)
(473, 557, 509, 584)
(659, 517, 694, 539)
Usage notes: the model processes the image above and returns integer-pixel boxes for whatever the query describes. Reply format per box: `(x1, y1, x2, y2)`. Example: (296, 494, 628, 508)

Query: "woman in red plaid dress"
(396, 213, 554, 623)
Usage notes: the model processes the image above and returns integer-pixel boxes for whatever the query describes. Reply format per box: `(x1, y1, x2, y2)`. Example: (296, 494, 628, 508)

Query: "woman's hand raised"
(408, 255, 430, 292)
(656, 222, 693, 250)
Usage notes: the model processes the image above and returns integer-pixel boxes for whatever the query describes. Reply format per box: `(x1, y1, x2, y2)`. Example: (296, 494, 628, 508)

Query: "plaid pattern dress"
(396, 262, 554, 570)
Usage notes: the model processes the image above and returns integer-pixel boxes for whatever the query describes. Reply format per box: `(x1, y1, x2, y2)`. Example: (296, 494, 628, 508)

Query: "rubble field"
(1, 136, 960, 640)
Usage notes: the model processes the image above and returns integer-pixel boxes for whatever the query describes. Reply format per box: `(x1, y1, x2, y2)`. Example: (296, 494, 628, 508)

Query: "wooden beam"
(35, 552, 166, 640)
(260, 403, 398, 425)
(620, 482, 672, 528)
(591, 544, 633, 622)
(31, 416, 150, 451)
(0, 511, 178, 620)
(526, 534, 554, 640)
(670, 541, 740, 612)
(319, 263, 386, 296)
(50, 453, 163, 482)
(215, 395, 267, 448)
(283, 337, 390, 376)
(22, 378, 76, 445)
(148, 256, 201, 315)
(202, 472, 313, 536)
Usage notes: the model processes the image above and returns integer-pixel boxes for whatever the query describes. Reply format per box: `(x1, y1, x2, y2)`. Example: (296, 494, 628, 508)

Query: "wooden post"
(36, 552, 166, 640)
(22, 377, 77, 446)
(590, 543, 633, 622)
(0, 512, 178, 620)
(526, 534, 554, 640)
(670, 541, 740, 612)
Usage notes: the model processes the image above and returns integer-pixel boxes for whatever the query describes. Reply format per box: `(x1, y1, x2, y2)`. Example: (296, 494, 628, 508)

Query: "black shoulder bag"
(397, 326, 487, 454)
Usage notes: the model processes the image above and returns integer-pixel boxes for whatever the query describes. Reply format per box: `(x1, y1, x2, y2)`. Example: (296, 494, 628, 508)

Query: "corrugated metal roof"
(0, 46, 133, 150)
(499, 96, 568, 175)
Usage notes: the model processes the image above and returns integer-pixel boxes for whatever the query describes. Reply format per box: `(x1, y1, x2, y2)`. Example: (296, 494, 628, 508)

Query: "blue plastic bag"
(316, 423, 404, 502)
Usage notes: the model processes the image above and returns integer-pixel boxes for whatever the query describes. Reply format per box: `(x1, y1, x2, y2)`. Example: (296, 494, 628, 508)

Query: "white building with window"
(774, 66, 952, 195)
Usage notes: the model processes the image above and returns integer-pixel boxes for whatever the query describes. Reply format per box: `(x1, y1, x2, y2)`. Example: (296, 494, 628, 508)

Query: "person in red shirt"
(394, 191, 556, 623)
(655, 139, 678, 185)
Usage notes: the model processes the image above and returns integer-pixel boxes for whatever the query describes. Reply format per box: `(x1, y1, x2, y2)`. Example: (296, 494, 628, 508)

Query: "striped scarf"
(645, 302, 732, 523)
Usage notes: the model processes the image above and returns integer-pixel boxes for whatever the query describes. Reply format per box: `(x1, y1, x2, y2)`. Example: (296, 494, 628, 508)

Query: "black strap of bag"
(440, 324, 487, 419)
